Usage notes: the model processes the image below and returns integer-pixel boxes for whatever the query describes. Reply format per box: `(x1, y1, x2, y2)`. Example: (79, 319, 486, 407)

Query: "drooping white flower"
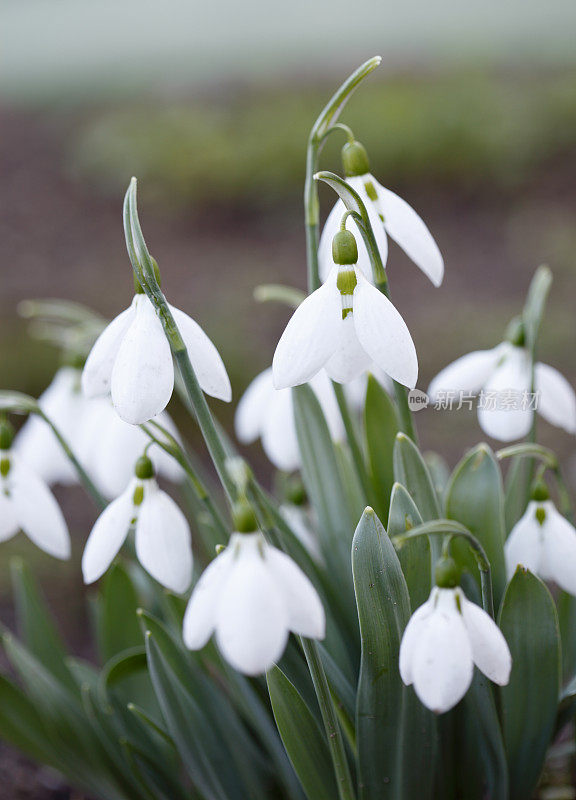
(82, 293, 231, 424)
(0, 443, 70, 560)
(428, 341, 576, 442)
(505, 500, 576, 595)
(273, 230, 418, 391)
(318, 141, 443, 287)
(14, 366, 87, 486)
(183, 531, 325, 675)
(82, 457, 192, 593)
(235, 368, 344, 471)
(77, 397, 182, 499)
(400, 586, 511, 713)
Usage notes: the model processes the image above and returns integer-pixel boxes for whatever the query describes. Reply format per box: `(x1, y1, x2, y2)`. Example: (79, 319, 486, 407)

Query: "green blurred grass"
(70, 69, 576, 208)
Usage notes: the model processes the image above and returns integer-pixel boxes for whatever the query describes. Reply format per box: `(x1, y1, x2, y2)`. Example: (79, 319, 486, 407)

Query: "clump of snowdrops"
(0, 57, 575, 800)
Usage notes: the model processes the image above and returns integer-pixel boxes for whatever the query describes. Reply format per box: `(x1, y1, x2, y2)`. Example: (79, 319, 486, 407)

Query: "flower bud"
(135, 455, 155, 480)
(435, 556, 461, 589)
(341, 140, 370, 177)
(232, 501, 258, 533)
(332, 230, 358, 265)
(0, 419, 15, 451)
(504, 316, 526, 348)
(531, 479, 550, 503)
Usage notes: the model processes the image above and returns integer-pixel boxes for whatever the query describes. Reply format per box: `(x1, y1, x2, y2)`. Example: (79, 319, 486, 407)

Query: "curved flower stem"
(38, 410, 106, 510)
(123, 179, 237, 504)
(393, 520, 494, 618)
(332, 381, 370, 499)
(141, 421, 229, 540)
(299, 637, 356, 800)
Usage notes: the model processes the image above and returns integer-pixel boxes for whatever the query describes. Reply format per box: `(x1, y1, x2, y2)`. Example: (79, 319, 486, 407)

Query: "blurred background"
(1, 1, 576, 794)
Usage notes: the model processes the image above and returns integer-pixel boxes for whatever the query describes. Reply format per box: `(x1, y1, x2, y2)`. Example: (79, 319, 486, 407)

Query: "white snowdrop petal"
(170, 305, 232, 402)
(183, 549, 234, 649)
(477, 347, 532, 442)
(82, 483, 135, 583)
(0, 491, 19, 541)
(376, 183, 444, 287)
(261, 388, 300, 472)
(135, 486, 193, 594)
(272, 270, 342, 389)
(318, 199, 377, 284)
(540, 503, 576, 595)
(428, 348, 502, 401)
(309, 371, 345, 442)
(399, 598, 434, 685)
(324, 316, 373, 383)
(15, 368, 84, 485)
(111, 297, 174, 424)
(9, 457, 70, 560)
(461, 597, 511, 685)
(535, 362, 576, 435)
(235, 368, 274, 444)
(347, 175, 389, 276)
(411, 603, 474, 713)
(216, 539, 289, 675)
(266, 546, 325, 638)
(82, 303, 135, 398)
(352, 270, 418, 389)
(504, 502, 543, 579)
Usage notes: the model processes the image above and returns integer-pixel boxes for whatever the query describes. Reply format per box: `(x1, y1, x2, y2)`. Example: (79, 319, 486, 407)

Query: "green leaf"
(10, 558, 78, 694)
(499, 568, 560, 800)
(522, 265, 552, 352)
(97, 563, 143, 664)
(352, 508, 435, 800)
(393, 432, 441, 563)
(145, 632, 230, 800)
(387, 482, 430, 610)
(557, 590, 576, 683)
(364, 375, 399, 522)
(445, 444, 507, 610)
(504, 455, 530, 531)
(293, 384, 355, 599)
(100, 647, 148, 692)
(267, 665, 338, 800)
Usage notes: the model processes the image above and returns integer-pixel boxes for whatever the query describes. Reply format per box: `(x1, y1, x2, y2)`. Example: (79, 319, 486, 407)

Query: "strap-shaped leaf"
(97, 562, 143, 664)
(11, 558, 78, 694)
(353, 508, 435, 800)
(522, 265, 552, 353)
(499, 568, 560, 800)
(364, 376, 399, 522)
(267, 665, 337, 800)
(293, 384, 356, 597)
(445, 444, 507, 610)
(557, 590, 576, 683)
(387, 482, 430, 610)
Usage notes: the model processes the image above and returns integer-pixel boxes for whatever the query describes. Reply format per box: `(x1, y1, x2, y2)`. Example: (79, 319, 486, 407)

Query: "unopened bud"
(332, 230, 358, 266)
(341, 140, 370, 178)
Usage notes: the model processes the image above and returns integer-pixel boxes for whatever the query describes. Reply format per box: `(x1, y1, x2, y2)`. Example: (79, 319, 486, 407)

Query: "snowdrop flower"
(0, 421, 70, 559)
(77, 397, 182, 499)
(273, 229, 418, 391)
(505, 484, 576, 595)
(428, 333, 576, 442)
(15, 366, 87, 486)
(82, 288, 231, 425)
(183, 508, 325, 675)
(235, 368, 344, 471)
(82, 455, 192, 593)
(400, 561, 511, 713)
(318, 140, 443, 287)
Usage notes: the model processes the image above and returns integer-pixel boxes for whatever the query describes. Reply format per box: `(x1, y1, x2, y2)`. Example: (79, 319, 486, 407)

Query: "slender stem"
(392, 380, 417, 442)
(393, 521, 494, 618)
(305, 139, 321, 293)
(141, 421, 229, 540)
(300, 637, 356, 800)
(39, 410, 106, 510)
(332, 381, 370, 498)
